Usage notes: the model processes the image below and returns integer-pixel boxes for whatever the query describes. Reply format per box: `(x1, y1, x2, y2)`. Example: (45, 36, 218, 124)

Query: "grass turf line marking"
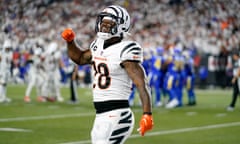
(0, 128, 32, 132)
(0, 110, 142, 122)
(131, 121, 240, 137)
(0, 113, 94, 122)
(60, 121, 240, 144)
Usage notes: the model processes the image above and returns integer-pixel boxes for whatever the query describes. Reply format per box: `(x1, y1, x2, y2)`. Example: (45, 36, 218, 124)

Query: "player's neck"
(103, 37, 122, 49)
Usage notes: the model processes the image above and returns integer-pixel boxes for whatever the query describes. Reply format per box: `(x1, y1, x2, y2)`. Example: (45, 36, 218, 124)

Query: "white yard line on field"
(60, 121, 240, 144)
(0, 110, 142, 122)
(131, 121, 240, 138)
(0, 127, 32, 132)
(0, 113, 94, 122)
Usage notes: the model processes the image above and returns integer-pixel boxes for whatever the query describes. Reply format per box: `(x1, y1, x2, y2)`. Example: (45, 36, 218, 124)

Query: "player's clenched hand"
(61, 28, 75, 42)
(137, 114, 153, 136)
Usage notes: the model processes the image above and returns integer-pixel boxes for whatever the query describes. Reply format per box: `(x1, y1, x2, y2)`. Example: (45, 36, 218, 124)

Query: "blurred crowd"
(1, 0, 240, 51)
(0, 0, 240, 88)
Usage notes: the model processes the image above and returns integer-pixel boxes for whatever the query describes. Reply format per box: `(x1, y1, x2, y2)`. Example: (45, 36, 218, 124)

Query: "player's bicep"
(67, 41, 92, 65)
(122, 61, 145, 86)
(79, 50, 92, 65)
(69, 49, 91, 65)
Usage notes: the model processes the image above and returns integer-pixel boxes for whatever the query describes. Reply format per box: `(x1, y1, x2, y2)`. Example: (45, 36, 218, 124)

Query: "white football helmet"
(2, 39, 12, 53)
(95, 5, 130, 39)
(34, 47, 42, 56)
(47, 42, 58, 55)
(3, 39, 11, 49)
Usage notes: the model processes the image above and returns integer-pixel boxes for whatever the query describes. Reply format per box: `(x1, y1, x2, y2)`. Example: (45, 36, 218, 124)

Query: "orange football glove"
(138, 114, 153, 136)
(61, 28, 75, 42)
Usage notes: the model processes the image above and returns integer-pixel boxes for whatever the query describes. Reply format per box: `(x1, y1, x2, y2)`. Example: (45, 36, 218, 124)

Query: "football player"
(62, 5, 153, 144)
(183, 49, 197, 106)
(24, 47, 45, 102)
(163, 45, 183, 109)
(173, 46, 185, 107)
(148, 46, 166, 107)
(0, 39, 13, 103)
(227, 49, 240, 111)
(41, 41, 64, 102)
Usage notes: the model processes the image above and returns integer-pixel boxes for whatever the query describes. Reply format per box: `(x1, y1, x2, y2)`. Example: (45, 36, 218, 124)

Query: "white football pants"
(91, 108, 134, 144)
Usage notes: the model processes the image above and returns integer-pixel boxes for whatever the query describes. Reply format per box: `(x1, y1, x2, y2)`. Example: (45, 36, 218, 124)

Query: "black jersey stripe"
(119, 112, 132, 124)
(121, 47, 141, 58)
(90, 40, 97, 49)
(117, 6, 124, 23)
(108, 6, 119, 17)
(120, 42, 137, 57)
(109, 135, 125, 144)
(111, 126, 130, 136)
(121, 111, 129, 116)
(132, 52, 141, 55)
(125, 47, 141, 55)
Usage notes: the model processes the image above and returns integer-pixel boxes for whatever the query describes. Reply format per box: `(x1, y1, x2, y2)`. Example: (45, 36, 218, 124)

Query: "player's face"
(5, 47, 12, 53)
(233, 54, 239, 60)
(100, 19, 116, 33)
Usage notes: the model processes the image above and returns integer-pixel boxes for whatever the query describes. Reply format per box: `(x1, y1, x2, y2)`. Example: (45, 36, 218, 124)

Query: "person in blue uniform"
(183, 49, 196, 106)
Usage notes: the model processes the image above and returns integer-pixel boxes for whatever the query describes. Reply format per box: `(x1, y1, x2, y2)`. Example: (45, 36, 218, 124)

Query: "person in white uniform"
(41, 41, 64, 102)
(24, 47, 45, 102)
(62, 5, 153, 144)
(0, 39, 13, 103)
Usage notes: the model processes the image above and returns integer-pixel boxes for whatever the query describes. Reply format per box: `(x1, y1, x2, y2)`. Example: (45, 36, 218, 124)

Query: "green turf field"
(0, 84, 239, 144)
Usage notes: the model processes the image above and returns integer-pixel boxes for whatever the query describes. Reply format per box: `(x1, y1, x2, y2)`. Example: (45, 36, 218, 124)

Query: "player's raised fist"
(61, 28, 75, 42)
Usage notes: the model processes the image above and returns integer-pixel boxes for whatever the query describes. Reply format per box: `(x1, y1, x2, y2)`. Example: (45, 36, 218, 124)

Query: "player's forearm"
(62, 28, 90, 65)
(237, 68, 240, 77)
(133, 72, 152, 113)
(137, 82, 152, 113)
(125, 62, 152, 113)
(67, 41, 85, 65)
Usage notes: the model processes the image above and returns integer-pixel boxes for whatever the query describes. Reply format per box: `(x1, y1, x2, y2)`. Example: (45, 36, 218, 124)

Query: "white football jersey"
(233, 58, 240, 77)
(90, 38, 143, 102)
(28, 55, 44, 74)
(0, 53, 12, 83)
(44, 50, 61, 72)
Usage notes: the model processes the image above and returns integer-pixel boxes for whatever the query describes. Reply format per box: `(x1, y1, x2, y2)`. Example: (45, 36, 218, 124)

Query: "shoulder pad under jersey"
(119, 41, 143, 62)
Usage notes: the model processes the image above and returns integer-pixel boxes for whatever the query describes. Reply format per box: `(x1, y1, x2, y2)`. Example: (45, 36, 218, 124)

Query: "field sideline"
(0, 84, 240, 144)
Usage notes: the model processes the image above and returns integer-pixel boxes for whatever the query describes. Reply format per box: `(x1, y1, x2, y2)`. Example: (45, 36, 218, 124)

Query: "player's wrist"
(143, 112, 152, 115)
(67, 39, 74, 44)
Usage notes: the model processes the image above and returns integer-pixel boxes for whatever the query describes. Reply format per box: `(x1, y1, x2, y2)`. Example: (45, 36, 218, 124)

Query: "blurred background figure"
(226, 48, 240, 111)
(149, 47, 166, 107)
(24, 47, 45, 103)
(183, 49, 197, 106)
(40, 41, 64, 102)
(216, 46, 229, 89)
(64, 59, 79, 104)
(163, 45, 181, 109)
(0, 39, 13, 103)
